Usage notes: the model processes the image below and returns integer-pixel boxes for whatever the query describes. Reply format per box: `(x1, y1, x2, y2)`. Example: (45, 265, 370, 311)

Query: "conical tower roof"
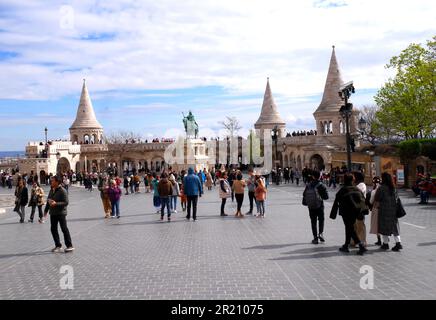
(314, 46, 344, 113)
(255, 78, 285, 126)
(70, 80, 103, 129)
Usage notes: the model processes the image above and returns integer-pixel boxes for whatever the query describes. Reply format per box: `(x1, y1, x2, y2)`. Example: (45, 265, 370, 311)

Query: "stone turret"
(69, 80, 104, 144)
(254, 78, 286, 137)
(313, 46, 358, 137)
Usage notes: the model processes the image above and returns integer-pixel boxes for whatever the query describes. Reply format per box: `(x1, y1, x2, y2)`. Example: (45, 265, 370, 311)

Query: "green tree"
(374, 36, 436, 140)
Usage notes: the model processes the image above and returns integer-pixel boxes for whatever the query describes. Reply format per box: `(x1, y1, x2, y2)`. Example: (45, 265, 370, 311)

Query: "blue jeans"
(256, 201, 265, 215)
(111, 200, 120, 217)
(161, 197, 171, 217)
(420, 190, 429, 203)
(170, 196, 177, 211)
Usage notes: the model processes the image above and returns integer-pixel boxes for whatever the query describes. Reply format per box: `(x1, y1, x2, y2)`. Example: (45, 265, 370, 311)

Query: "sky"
(0, 0, 434, 150)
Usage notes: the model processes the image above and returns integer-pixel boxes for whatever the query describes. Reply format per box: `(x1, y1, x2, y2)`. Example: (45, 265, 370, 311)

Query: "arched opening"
(284, 154, 289, 167)
(57, 157, 71, 175)
(72, 134, 78, 143)
(324, 122, 328, 135)
(39, 170, 46, 185)
(296, 155, 302, 170)
(320, 121, 324, 134)
(75, 162, 81, 173)
(339, 121, 344, 134)
(310, 154, 325, 171)
(84, 134, 90, 144)
(329, 121, 333, 134)
(90, 134, 96, 144)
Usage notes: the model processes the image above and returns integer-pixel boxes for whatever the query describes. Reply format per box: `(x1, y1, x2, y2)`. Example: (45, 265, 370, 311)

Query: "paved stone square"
(0, 183, 435, 300)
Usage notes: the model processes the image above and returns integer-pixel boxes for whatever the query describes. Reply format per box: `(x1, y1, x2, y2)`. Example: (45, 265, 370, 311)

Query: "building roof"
(254, 78, 286, 127)
(70, 80, 103, 129)
(314, 46, 344, 114)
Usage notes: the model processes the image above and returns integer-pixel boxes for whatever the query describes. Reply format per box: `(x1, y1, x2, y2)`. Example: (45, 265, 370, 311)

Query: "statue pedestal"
(167, 138, 212, 172)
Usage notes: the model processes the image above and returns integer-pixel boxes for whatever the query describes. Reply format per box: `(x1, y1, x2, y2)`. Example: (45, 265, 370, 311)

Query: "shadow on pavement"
(242, 243, 309, 250)
(0, 251, 53, 259)
(270, 246, 381, 261)
(417, 241, 436, 247)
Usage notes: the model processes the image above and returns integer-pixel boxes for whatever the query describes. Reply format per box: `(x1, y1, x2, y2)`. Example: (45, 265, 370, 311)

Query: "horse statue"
(183, 111, 199, 139)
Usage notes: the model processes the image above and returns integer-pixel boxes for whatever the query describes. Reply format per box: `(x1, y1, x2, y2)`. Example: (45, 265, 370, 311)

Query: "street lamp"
(271, 126, 279, 185)
(339, 81, 355, 172)
(358, 117, 367, 133)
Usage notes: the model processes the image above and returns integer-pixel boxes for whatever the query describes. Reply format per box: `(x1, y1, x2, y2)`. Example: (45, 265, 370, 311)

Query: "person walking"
(245, 169, 256, 215)
(369, 176, 382, 246)
(302, 171, 329, 244)
(14, 179, 28, 223)
(158, 173, 173, 221)
(169, 174, 180, 213)
(28, 181, 45, 223)
(290, 167, 295, 184)
(44, 175, 74, 252)
(232, 172, 246, 218)
(107, 180, 122, 219)
(63, 175, 70, 193)
(129, 175, 135, 194)
(183, 167, 203, 221)
(205, 170, 213, 191)
(219, 171, 231, 216)
(295, 169, 301, 186)
(144, 174, 150, 193)
(98, 176, 112, 219)
(375, 172, 403, 251)
(352, 171, 367, 247)
(330, 173, 367, 255)
(151, 174, 161, 213)
(255, 176, 267, 218)
(123, 175, 130, 195)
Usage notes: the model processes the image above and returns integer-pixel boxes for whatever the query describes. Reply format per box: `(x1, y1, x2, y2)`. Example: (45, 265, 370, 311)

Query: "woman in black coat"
(14, 179, 29, 223)
(330, 173, 367, 255)
(375, 172, 402, 251)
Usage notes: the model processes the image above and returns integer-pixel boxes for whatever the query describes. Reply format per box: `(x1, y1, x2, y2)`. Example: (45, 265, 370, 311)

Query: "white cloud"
(0, 0, 434, 101)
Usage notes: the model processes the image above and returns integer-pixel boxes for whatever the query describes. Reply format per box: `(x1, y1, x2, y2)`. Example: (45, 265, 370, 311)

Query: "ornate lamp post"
(339, 81, 355, 172)
(271, 126, 279, 185)
(358, 117, 367, 138)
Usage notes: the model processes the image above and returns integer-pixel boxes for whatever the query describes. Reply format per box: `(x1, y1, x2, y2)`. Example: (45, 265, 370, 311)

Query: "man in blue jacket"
(183, 167, 203, 221)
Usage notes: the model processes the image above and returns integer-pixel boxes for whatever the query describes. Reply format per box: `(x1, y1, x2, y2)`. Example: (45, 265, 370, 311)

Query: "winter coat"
(44, 186, 69, 216)
(183, 168, 203, 196)
(205, 173, 213, 188)
(330, 185, 366, 220)
(15, 186, 29, 206)
(28, 186, 45, 207)
(171, 181, 180, 196)
(158, 178, 173, 198)
(108, 186, 122, 203)
(374, 185, 399, 236)
(219, 178, 231, 199)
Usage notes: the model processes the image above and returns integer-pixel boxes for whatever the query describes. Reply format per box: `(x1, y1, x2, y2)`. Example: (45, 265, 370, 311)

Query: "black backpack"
(303, 183, 324, 210)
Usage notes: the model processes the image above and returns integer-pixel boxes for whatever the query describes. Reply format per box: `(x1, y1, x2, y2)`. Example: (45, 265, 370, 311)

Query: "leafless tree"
(104, 131, 142, 144)
(219, 116, 242, 138)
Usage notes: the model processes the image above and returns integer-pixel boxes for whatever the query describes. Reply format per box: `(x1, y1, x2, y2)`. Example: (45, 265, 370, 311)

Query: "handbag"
(396, 195, 406, 218)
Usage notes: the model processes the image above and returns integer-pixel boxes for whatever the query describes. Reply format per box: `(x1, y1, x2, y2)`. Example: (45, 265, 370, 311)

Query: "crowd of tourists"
(2, 161, 415, 256)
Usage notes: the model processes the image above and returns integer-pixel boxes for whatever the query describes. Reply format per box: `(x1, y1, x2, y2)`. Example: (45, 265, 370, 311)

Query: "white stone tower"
(313, 46, 358, 137)
(254, 78, 286, 138)
(69, 79, 104, 144)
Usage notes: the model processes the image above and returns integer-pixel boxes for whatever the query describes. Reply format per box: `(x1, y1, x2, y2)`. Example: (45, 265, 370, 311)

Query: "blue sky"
(0, 0, 435, 150)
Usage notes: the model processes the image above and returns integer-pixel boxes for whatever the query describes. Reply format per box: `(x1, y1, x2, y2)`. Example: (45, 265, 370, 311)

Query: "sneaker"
(28, 219, 33, 223)
(245, 211, 252, 215)
(38, 219, 43, 224)
(64, 247, 75, 253)
(220, 213, 228, 217)
(173, 210, 177, 214)
(374, 240, 382, 246)
(117, 216, 120, 219)
(392, 243, 403, 251)
(318, 234, 325, 243)
(168, 217, 171, 222)
(160, 216, 164, 221)
(339, 245, 350, 253)
(193, 219, 197, 222)
(312, 238, 319, 245)
(51, 247, 62, 253)
(19, 219, 24, 223)
(381, 243, 389, 250)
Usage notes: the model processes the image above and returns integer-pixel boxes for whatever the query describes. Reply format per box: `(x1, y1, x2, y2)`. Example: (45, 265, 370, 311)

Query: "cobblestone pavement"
(0, 183, 435, 300)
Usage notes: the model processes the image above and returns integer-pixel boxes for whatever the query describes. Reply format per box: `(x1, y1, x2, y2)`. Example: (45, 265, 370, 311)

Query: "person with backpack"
(302, 171, 329, 244)
(330, 173, 368, 255)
